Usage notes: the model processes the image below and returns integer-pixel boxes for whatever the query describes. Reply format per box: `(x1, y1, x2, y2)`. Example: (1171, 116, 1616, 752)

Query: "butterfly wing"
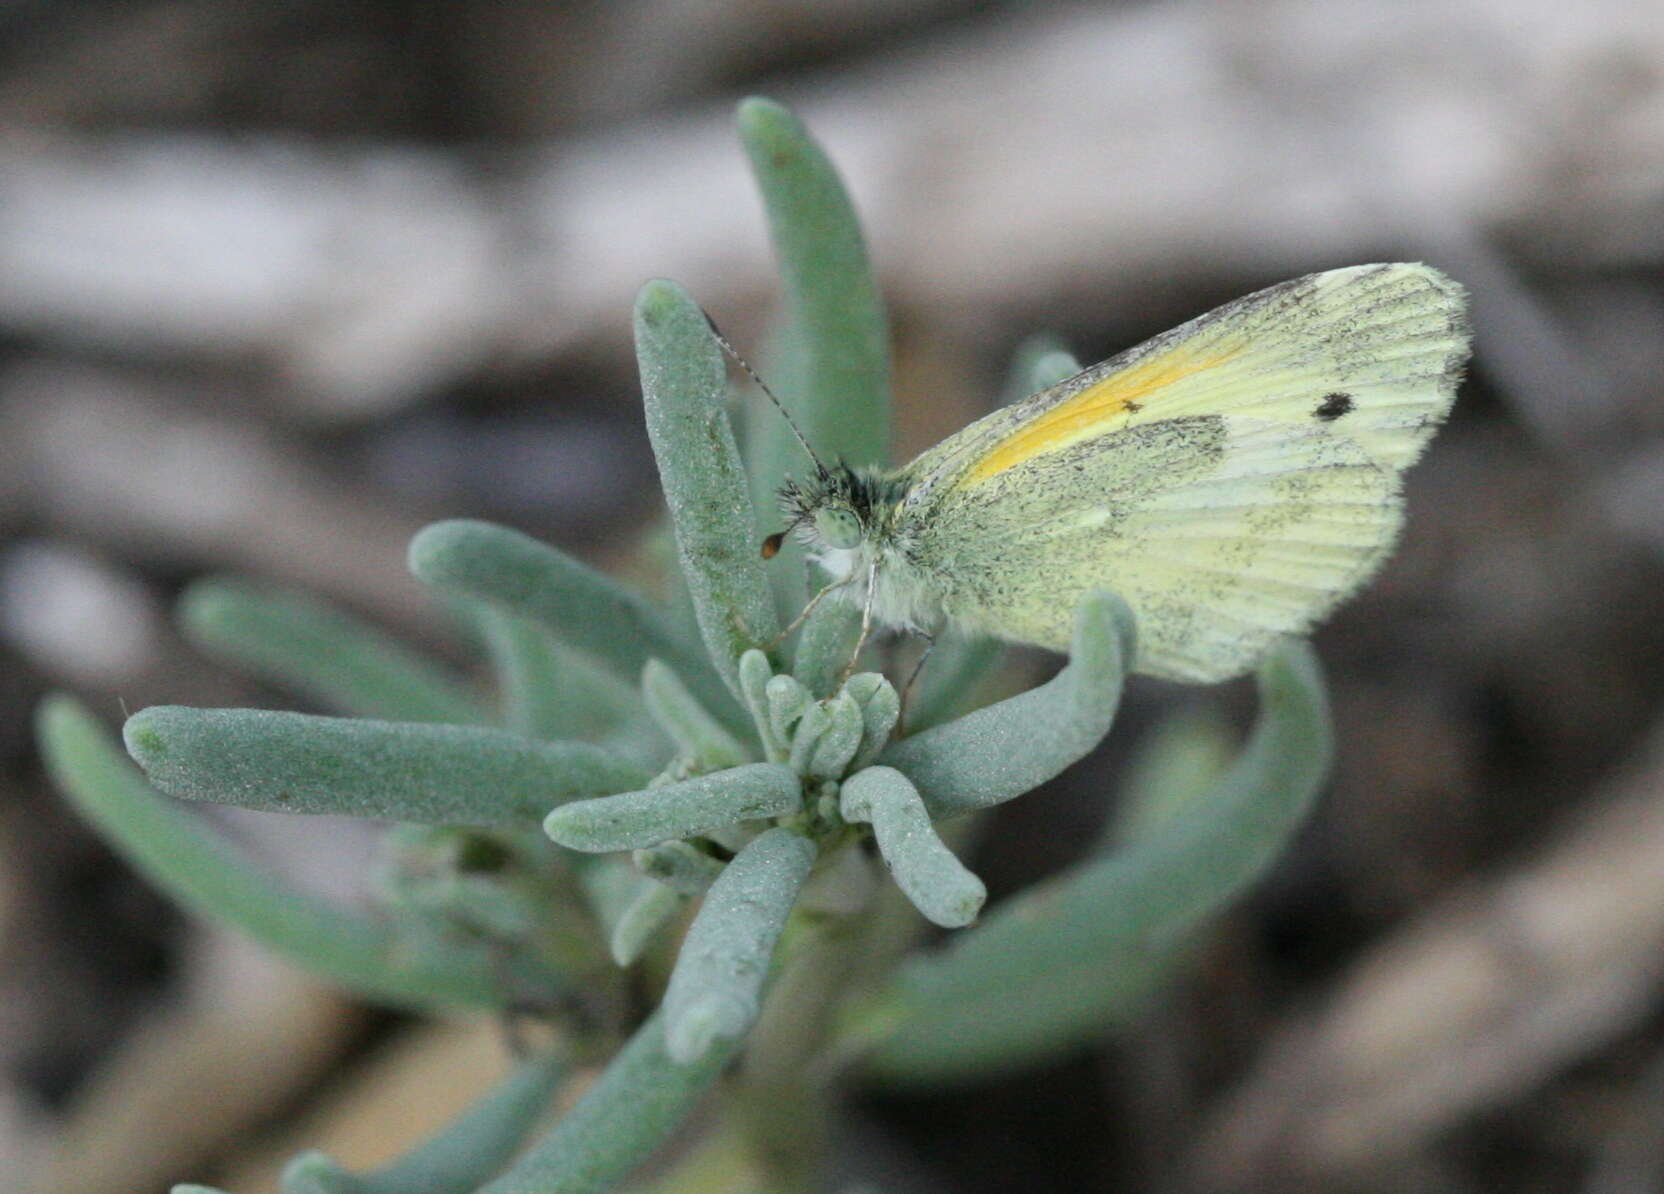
(896, 263, 1468, 682)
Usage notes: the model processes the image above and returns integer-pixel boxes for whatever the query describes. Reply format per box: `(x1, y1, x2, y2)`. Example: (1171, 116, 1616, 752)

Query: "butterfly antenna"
(703, 311, 827, 476)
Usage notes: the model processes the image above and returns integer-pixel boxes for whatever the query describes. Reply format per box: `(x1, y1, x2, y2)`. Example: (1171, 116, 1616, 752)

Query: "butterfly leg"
(896, 629, 936, 733)
(767, 572, 856, 650)
(839, 559, 879, 684)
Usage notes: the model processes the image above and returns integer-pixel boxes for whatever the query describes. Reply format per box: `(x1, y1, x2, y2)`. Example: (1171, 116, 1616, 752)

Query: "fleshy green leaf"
(739, 649, 787, 764)
(841, 766, 985, 928)
(1111, 707, 1238, 848)
(477, 606, 654, 745)
(546, 763, 803, 853)
(663, 827, 818, 1063)
(764, 673, 812, 746)
(124, 707, 649, 826)
(842, 672, 900, 772)
(351, 1051, 567, 1194)
(880, 591, 1136, 817)
(742, 321, 814, 628)
(408, 519, 736, 732)
(178, 577, 486, 725)
(642, 659, 748, 772)
(608, 879, 687, 967)
(739, 94, 891, 639)
(861, 642, 1333, 1084)
(807, 692, 864, 779)
(38, 696, 521, 1010)
(475, 1013, 738, 1194)
(788, 593, 863, 700)
(737, 96, 891, 471)
(785, 701, 832, 774)
(636, 278, 782, 696)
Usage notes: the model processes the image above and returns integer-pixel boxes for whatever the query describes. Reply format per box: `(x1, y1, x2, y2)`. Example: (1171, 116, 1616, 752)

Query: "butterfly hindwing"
(910, 414, 1397, 680)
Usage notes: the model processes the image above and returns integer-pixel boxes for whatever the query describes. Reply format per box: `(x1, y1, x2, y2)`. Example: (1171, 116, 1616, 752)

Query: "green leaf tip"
(741, 648, 788, 763)
(545, 762, 802, 853)
(735, 95, 791, 138)
(1001, 333, 1076, 406)
(737, 94, 891, 470)
(841, 766, 985, 928)
(123, 717, 166, 761)
(842, 672, 900, 772)
(662, 826, 817, 1063)
(635, 276, 689, 324)
(785, 700, 832, 774)
(807, 691, 865, 778)
(881, 589, 1136, 818)
(1028, 348, 1083, 396)
(608, 880, 686, 967)
(281, 1151, 359, 1194)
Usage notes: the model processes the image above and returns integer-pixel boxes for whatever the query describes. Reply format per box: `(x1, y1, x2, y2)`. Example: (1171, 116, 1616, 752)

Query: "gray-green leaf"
(841, 766, 985, 928)
(862, 641, 1332, 1084)
(475, 1013, 738, 1194)
(662, 826, 818, 1063)
(545, 763, 802, 853)
(178, 577, 486, 725)
(408, 519, 734, 731)
(38, 697, 524, 1010)
(635, 278, 782, 696)
(124, 707, 649, 826)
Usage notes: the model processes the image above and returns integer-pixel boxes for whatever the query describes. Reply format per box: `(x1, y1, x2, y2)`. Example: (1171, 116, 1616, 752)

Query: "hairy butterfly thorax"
(776, 465, 941, 643)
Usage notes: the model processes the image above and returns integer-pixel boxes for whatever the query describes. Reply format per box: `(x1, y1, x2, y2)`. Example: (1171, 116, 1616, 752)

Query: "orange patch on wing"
(967, 343, 1241, 483)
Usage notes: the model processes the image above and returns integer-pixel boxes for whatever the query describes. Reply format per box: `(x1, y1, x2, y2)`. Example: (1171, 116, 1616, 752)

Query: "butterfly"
(760, 263, 1469, 683)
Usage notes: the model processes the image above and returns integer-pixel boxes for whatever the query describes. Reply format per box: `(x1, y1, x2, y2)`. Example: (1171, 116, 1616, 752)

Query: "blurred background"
(4, 1, 1664, 1191)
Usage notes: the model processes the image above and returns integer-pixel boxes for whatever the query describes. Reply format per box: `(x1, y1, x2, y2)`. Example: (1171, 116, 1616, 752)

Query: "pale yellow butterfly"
(773, 263, 1470, 682)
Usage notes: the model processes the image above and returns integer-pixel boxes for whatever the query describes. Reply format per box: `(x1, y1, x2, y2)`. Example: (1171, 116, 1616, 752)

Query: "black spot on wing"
(1315, 392, 1354, 421)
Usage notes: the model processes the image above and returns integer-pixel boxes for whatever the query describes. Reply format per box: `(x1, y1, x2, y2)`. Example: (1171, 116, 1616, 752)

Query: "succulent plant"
(35, 97, 1334, 1194)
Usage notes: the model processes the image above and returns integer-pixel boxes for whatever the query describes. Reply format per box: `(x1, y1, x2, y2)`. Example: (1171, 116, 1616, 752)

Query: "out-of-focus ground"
(3, 2, 1664, 1192)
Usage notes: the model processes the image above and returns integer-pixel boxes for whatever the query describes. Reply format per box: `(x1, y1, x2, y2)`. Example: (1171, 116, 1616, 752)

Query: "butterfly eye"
(814, 506, 863, 550)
